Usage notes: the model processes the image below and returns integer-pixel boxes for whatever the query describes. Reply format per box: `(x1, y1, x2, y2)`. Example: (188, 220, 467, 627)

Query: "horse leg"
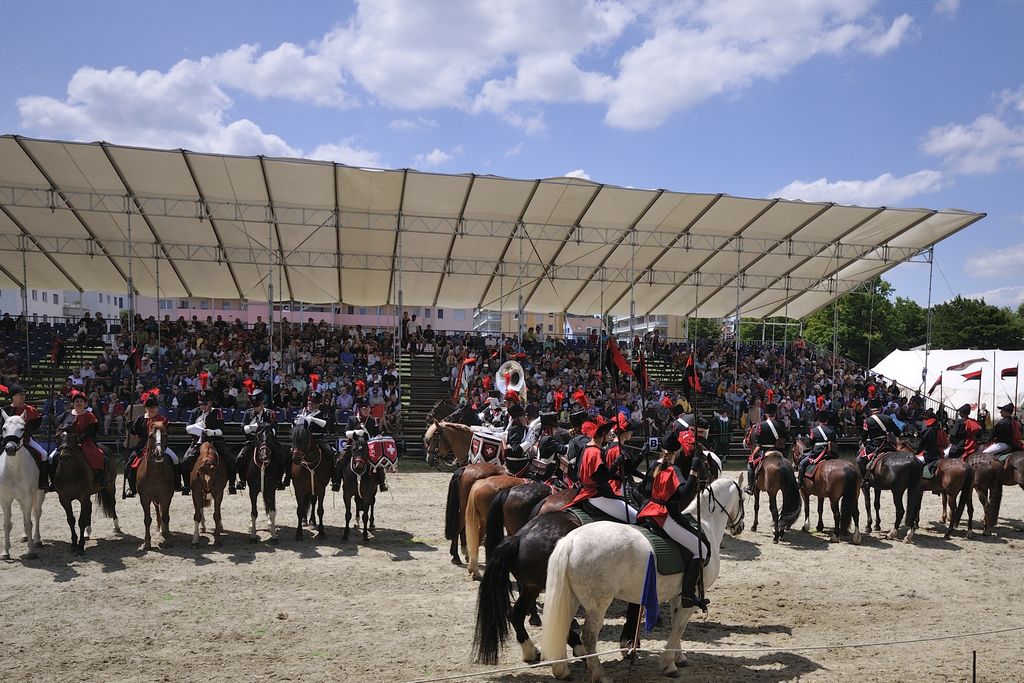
(213, 492, 223, 547)
(78, 498, 92, 554)
(295, 490, 306, 541)
(160, 498, 172, 547)
(801, 490, 810, 532)
(317, 492, 326, 538)
(61, 498, 78, 553)
(976, 487, 992, 536)
(31, 490, 43, 547)
(511, 590, 541, 663)
(662, 595, 697, 675)
(581, 601, 613, 683)
(816, 496, 825, 533)
(266, 484, 278, 545)
(343, 493, 352, 542)
(141, 498, 153, 551)
(192, 500, 203, 548)
(18, 496, 36, 558)
(768, 492, 781, 543)
(940, 492, 949, 525)
(1, 499, 12, 560)
(361, 497, 370, 542)
(751, 488, 759, 533)
(829, 497, 841, 543)
(888, 488, 905, 540)
(863, 486, 872, 531)
(248, 484, 259, 543)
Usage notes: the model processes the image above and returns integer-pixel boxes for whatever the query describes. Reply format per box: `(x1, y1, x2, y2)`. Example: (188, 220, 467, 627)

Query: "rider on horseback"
(183, 391, 238, 496)
(797, 409, 837, 484)
(342, 399, 386, 492)
(744, 402, 788, 495)
(637, 428, 711, 611)
(478, 393, 506, 429)
(295, 390, 339, 484)
(945, 403, 980, 460)
(535, 433, 567, 484)
(917, 409, 945, 476)
(563, 409, 591, 484)
(563, 419, 638, 523)
(2, 384, 49, 490)
(51, 390, 108, 486)
(982, 403, 1023, 457)
(237, 390, 288, 490)
(123, 390, 177, 498)
(502, 403, 531, 476)
(858, 398, 901, 487)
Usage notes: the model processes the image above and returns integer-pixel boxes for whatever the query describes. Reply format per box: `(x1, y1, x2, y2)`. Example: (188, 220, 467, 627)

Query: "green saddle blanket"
(922, 461, 937, 480)
(566, 504, 687, 576)
(997, 452, 1013, 463)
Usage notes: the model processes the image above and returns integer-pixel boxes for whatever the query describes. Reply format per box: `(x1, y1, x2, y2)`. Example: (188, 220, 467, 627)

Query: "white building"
(0, 287, 127, 324)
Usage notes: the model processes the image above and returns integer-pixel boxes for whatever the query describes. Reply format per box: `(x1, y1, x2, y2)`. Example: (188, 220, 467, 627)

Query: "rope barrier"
(397, 624, 1024, 683)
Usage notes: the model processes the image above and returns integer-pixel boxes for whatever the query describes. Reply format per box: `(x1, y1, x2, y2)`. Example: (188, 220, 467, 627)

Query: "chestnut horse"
(906, 457, 974, 540)
(137, 421, 175, 551)
(444, 462, 507, 565)
(465, 475, 530, 580)
(424, 421, 474, 470)
(966, 452, 1003, 536)
(750, 450, 802, 543)
(52, 429, 119, 555)
(290, 422, 332, 540)
(190, 442, 227, 548)
(341, 433, 381, 542)
(861, 440, 924, 541)
(792, 437, 861, 544)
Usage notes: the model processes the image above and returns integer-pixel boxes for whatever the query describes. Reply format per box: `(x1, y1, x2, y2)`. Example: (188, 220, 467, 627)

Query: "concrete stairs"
(398, 353, 452, 457)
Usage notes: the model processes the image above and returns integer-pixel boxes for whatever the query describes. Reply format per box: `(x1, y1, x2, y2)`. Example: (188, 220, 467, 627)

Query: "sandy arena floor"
(1, 462, 1022, 682)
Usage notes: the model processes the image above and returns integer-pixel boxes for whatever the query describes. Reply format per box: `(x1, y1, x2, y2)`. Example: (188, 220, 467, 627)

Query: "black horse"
(338, 433, 381, 542)
(861, 443, 923, 540)
(244, 423, 286, 544)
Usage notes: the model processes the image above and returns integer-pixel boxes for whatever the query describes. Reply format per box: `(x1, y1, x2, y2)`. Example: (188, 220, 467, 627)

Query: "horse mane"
(443, 422, 474, 435)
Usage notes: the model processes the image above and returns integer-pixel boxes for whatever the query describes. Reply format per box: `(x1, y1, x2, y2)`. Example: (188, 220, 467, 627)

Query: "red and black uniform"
(57, 410, 106, 479)
(947, 416, 981, 460)
(123, 413, 170, 496)
(563, 439, 637, 523)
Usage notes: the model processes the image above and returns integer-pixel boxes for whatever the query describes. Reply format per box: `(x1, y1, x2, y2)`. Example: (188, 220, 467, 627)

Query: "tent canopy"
(0, 135, 985, 317)
(873, 349, 1024, 413)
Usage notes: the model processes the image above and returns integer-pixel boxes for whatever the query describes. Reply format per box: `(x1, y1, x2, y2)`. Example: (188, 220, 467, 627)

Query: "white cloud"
(921, 87, 1024, 174)
(564, 169, 591, 180)
(934, 0, 959, 16)
(505, 142, 523, 157)
(414, 145, 463, 168)
(773, 169, 946, 206)
(388, 117, 439, 131)
(308, 140, 384, 167)
(965, 244, 1024, 273)
(960, 286, 1024, 309)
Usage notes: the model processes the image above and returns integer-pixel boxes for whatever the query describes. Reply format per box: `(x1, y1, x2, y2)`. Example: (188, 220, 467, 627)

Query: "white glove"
(243, 424, 255, 435)
(205, 429, 215, 437)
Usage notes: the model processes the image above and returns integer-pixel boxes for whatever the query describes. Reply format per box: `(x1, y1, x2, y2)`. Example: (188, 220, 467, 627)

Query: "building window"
(42, 292, 48, 303)
(200, 300, 210, 310)
(159, 299, 172, 310)
(437, 309, 444, 319)
(118, 297, 124, 308)
(178, 299, 188, 309)
(548, 324, 553, 332)
(454, 310, 465, 321)
(424, 309, 431, 319)
(359, 307, 367, 315)
(347, 305, 354, 315)
(222, 301, 233, 310)
(548, 312, 553, 318)
(32, 289, 37, 301)
(53, 293, 59, 305)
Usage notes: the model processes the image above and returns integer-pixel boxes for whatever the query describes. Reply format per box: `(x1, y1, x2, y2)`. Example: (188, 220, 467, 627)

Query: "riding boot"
(33, 453, 49, 491)
(330, 455, 341, 492)
(47, 458, 57, 492)
(378, 468, 388, 492)
(122, 459, 135, 498)
(797, 461, 808, 485)
(744, 463, 755, 494)
(678, 556, 709, 613)
(180, 458, 192, 496)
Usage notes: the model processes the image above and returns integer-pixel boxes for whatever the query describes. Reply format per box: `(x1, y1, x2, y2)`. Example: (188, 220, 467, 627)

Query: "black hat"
(815, 409, 829, 422)
(6, 384, 24, 397)
(141, 389, 160, 408)
(508, 403, 525, 418)
(539, 436, 564, 461)
(307, 391, 321, 403)
(868, 398, 882, 410)
(527, 404, 540, 419)
(999, 402, 1015, 413)
(764, 402, 778, 416)
(594, 421, 614, 438)
(250, 388, 263, 401)
(540, 412, 558, 428)
(958, 403, 971, 415)
(694, 416, 711, 431)
(488, 390, 501, 399)
(670, 404, 686, 417)
(661, 432, 681, 453)
(570, 410, 588, 429)
(198, 390, 213, 404)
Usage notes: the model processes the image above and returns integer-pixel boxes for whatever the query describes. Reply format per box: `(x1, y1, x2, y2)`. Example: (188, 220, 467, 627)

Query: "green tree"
(803, 277, 898, 365)
(931, 296, 1024, 349)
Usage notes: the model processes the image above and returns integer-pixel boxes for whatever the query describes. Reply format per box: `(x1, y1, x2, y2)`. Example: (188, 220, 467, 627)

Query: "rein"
(707, 479, 745, 531)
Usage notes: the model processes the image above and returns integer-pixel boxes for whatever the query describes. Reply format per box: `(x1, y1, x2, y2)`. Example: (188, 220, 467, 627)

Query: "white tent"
(872, 349, 1024, 414)
(0, 135, 985, 316)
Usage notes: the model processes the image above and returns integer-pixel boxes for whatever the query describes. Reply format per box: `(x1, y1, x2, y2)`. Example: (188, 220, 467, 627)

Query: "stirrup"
(680, 595, 710, 613)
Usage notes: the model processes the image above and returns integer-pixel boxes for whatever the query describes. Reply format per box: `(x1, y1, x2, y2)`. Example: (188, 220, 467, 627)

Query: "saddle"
(469, 431, 505, 465)
(921, 460, 938, 480)
(366, 436, 399, 472)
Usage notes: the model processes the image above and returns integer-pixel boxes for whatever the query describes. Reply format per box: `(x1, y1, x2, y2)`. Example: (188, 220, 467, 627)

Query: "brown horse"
(966, 452, 1004, 536)
(792, 438, 861, 544)
(465, 475, 529, 580)
(907, 457, 974, 540)
(750, 450, 802, 543)
(444, 461, 507, 565)
(861, 440, 924, 541)
(190, 441, 227, 548)
(1001, 451, 1024, 491)
(52, 430, 119, 555)
(137, 421, 175, 551)
(341, 435, 381, 542)
(483, 482, 558, 560)
(424, 421, 474, 470)
(290, 422, 332, 540)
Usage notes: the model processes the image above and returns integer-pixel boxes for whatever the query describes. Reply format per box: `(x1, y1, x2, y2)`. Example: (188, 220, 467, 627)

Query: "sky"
(2, 0, 1023, 310)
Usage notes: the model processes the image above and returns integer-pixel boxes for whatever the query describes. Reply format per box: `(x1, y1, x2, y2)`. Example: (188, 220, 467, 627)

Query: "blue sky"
(3, 0, 1022, 309)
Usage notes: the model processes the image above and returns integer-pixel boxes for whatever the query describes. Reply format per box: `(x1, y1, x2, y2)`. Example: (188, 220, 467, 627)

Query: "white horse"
(541, 475, 745, 682)
(1, 414, 45, 560)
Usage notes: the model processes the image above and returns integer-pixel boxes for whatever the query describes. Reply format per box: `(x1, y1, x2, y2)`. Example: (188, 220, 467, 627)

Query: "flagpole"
(1016, 365, 1019, 411)
(992, 350, 997, 422)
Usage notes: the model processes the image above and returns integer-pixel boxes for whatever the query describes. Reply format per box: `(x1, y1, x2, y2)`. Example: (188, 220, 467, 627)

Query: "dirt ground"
(1, 462, 1022, 683)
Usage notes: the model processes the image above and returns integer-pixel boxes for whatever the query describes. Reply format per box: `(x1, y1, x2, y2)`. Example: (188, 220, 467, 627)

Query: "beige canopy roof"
(0, 135, 984, 318)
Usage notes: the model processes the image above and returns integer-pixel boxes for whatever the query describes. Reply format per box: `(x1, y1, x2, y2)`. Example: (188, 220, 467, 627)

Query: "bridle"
(427, 423, 456, 466)
(707, 479, 745, 533)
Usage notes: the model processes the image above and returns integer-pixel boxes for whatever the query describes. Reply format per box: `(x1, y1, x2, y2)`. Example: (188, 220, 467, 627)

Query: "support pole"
(267, 221, 274, 407)
(127, 207, 135, 340)
(21, 240, 29, 376)
(924, 247, 935, 402)
(734, 243, 741, 386)
(156, 253, 161, 356)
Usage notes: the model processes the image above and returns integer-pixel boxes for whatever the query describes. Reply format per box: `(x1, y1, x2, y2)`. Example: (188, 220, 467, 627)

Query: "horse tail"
(779, 461, 802, 530)
(444, 467, 465, 541)
(485, 486, 512, 559)
(472, 535, 519, 664)
(96, 485, 117, 519)
(840, 467, 858, 534)
(540, 534, 578, 665)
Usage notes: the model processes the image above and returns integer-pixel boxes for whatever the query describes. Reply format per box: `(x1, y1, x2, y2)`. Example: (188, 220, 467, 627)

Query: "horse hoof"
(450, 556, 463, 566)
(852, 532, 862, 546)
(829, 534, 838, 543)
(0, 552, 10, 561)
(662, 668, 681, 678)
(772, 537, 779, 544)
(529, 615, 542, 627)
(885, 530, 898, 541)
(551, 662, 572, 680)
(944, 533, 953, 540)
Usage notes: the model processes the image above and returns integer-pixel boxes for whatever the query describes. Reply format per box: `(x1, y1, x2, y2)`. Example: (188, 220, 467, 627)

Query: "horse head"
(424, 422, 444, 467)
(790, 435, 809, 465)
(348, 433, 369, 476)
(2, 414, 26, 456)
(706, 476, 746, 537)
(147, 421, 167, 462)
